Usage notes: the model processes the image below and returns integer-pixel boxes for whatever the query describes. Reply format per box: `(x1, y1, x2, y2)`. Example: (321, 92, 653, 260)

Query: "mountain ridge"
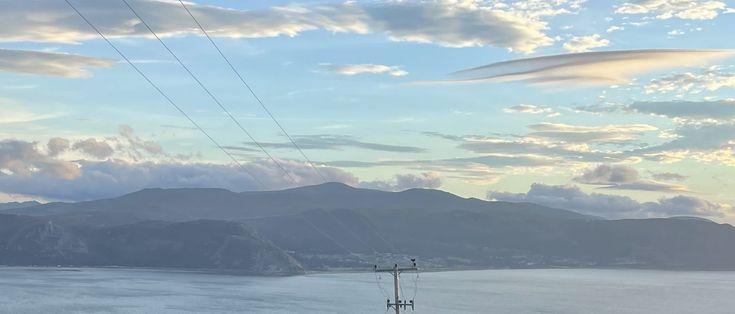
(2, 183, 734, 272)
(7, 182, 590, 223)
(0, 201, 41, 211)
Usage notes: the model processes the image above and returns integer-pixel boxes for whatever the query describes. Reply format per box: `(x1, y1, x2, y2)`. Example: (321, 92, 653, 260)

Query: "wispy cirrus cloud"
(632, 123, 735, 166)
(423, 123, 655, 166)
(326, 120, 733, 187)
(0, 49, 115, 78)
(240, 134, 425, 153)
(319, 63, 408, 77)
(606, 26, 624, 33)
(630, 100, 735, 120)
(0, 108, 58, 124)
(650, 171, 689, 182)
(325, 153, 556, 180)
(503, 104, 560, 117)
(526, 122, 657, 144)
(448, 49, 734, 87)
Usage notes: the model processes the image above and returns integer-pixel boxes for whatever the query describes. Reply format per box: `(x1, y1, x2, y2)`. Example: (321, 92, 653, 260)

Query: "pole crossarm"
(375, 267, 418, 273)
(374, 262, 418, 314)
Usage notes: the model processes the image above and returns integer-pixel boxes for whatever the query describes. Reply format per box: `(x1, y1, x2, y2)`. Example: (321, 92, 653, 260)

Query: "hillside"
(0, 201, 41, 211)
(3, 183, 735, 271)
(0, 214, 303, 275)
(7, 182, 588, 223)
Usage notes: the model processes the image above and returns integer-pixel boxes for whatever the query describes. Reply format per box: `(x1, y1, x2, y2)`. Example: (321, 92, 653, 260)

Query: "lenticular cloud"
(449, 49, 734, 86)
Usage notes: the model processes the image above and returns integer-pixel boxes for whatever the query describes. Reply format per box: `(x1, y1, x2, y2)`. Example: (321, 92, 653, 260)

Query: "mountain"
(4, 183, 735, 271)
(0, 201, 41, 211)
(7, 182, 588, 223)
(0, 213, 303, 275)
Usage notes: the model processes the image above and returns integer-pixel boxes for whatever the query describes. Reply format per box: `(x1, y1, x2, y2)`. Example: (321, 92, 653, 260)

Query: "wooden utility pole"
(374, 260, 418, 314)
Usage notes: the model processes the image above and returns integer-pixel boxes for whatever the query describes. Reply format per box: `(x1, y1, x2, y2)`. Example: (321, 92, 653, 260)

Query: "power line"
(62, 0, 265, 189)
(375, 262, 418, 313)
(121, 0, 376, 270)
(119, 0, 298, 185)
(299, 214, 366, 263)
(175, 0, 328, 183)
(70, 2, 389, 290)
(155, 2, 374, 269)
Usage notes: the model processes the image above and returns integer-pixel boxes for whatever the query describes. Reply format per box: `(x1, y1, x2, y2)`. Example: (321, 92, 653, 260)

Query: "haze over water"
(2, 267, 734, 314)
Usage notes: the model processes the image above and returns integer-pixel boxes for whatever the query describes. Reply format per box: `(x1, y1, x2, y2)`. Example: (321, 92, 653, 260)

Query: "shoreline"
(3, 264, 735, 277)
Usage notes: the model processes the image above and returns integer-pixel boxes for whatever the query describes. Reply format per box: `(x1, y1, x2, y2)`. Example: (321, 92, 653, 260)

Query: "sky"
(1, 0, 735, 222)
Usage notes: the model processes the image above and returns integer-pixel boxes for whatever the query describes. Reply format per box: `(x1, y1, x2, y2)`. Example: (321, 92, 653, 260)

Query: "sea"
(1, 267, 734, 313)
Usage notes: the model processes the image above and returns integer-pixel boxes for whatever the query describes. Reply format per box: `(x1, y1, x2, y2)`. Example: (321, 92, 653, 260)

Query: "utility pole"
(374, 260, 418, 314)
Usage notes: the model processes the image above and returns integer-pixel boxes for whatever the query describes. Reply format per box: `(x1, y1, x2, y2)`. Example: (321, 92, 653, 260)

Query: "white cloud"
(47, 138, 70, 157)
(562, 34, 610, 53)
(117, 124, 165, 160)
(631, 123, 735, 166)
(0, 140, 81, 180)
(650, 171, 689, 182)
(458, 136, 612, 163)
(0, 49, 115, 78)
(1, 84, 37, 90)
(644, 195, 732, 217)
(353, 119, 735, 180)
(427, 122, 656, 168)
(630, 100, 735, 120)
(503, 104, 560, 116)
(360, 172, 442, 191)
(0, 135, 442, 201)
(644, 67, 735, 94)
(616, 0, 729, 20)
(606, 25, 624, 33)
(317, 124, 351, 130)
(641, 123, 735, 152)
(0, 135, 358, 200)
(72, 138, 114, 159)
(424, 118, 735, 175)
(574, 164, 640, 185)
(0, 0, 582, 53)
(360, 0, 565, 52)
(0, 102, 59, 124)
(573, 164, 688, 192)
(0, 0, 365, 43)
(240, 134, 425, 153)
(319, 63, 408, 77)
(449, 49, 734, 87)
(0, 192, 46, 203)
(527, 122, 657, 144)
(489, 183, 732, 219)
(0, 158, 358, 201)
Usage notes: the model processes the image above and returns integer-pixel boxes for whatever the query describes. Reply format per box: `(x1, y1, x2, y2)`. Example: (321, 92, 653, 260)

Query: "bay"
(1, 267, 734, 313)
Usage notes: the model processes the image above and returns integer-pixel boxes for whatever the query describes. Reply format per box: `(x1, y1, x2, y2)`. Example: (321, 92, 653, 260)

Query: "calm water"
(1, 267, 734, 313)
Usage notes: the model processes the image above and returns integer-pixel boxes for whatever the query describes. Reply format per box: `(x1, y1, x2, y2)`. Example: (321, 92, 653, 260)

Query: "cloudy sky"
(1, 0, 735, 222)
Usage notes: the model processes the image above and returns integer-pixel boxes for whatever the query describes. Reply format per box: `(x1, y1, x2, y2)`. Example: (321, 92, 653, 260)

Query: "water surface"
(1, 267, 734, 313)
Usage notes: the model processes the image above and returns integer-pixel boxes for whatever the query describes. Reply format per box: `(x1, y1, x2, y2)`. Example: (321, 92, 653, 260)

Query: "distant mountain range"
(2, 182, 735, 273)
(0, 201, 40, 211)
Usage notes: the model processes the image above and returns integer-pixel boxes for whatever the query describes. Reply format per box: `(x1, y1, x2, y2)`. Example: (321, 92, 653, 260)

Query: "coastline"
(3, 264, 734, 277)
